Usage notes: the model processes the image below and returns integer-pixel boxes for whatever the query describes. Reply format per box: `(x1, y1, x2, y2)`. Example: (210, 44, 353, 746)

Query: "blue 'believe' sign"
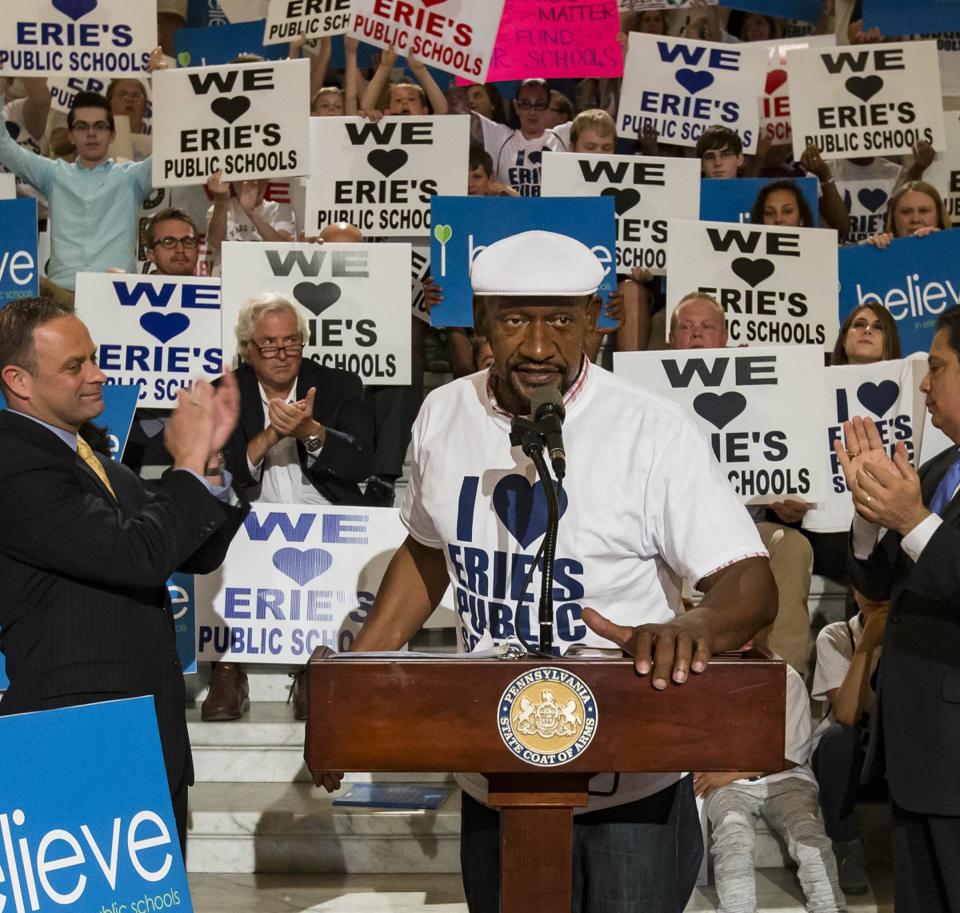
(428, 196, 617, 327)
(0, 697, 193, 913)
(863, 0, 960, 36)
(839, 231, 960, 356)
(0, 198, 39, 305)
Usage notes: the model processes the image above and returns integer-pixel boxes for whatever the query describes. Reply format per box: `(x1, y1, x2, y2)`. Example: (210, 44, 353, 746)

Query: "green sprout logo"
(433, 223, 452, 276)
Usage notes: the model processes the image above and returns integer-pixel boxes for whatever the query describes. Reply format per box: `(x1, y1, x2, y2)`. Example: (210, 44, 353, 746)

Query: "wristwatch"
(302, 433, 323, 454)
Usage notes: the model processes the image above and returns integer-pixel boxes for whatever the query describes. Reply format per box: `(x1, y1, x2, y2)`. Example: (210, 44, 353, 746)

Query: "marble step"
(187, 869, 895, 912)
(186, 781, 461, 874)
(188, 701, 455, 784)
(185, 782, 891, 875)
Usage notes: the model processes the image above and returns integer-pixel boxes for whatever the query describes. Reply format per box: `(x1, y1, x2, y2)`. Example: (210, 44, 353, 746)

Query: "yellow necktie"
(77, 435, 117, 499)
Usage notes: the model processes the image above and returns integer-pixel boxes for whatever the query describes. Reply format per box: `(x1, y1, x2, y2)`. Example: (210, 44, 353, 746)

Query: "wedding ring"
(847, 450, 860, 458)
(864, 494, 872, 503)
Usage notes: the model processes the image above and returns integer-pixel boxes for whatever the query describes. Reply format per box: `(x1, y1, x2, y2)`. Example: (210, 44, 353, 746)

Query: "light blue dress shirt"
(0, 96, 152, 290)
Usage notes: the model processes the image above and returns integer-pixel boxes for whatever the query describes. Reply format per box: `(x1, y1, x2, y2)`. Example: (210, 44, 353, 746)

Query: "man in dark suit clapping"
(836, 306, 960, 913)
(0, 297, 248, 856)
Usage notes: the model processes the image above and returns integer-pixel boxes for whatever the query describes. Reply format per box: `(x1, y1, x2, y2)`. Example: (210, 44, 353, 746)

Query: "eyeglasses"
(114, 90, 145, 102)
(71, 121, 112, 133)
(251, 340, 304, 359)
(152, 235, 199, 250)
(516, 100, 548, 111)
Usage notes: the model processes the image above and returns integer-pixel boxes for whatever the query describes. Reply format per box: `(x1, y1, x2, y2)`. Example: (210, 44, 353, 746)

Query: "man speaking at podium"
(332, 231, 778, 912)
(0, 298, 247, 855)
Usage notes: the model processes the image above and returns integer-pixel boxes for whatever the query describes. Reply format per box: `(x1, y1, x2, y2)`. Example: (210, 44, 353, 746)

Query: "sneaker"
(363, 477, 396, 507)
(288, 668, 308, 721)
(833, 838, 869, 895)
(200, 662, 250, 722)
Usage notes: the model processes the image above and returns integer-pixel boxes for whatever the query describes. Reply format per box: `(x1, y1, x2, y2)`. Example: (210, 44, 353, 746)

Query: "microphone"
(529, 385, 566, 480)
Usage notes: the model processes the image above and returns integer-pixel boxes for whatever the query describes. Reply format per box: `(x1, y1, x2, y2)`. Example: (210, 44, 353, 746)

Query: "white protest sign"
(196, 505, 405, 662)
(410, 238, 431, 323)
(541, 152, 700, 276)
(74, 272, 223, 408)
(755, 35, 835, 148)
(349, 0, 505, 82)
(0, 0, 157, 77)
(305, 115, 468, 237)
(263, 0, 353, 45)
(787, 40, 946, 161)
(926, 110, 960, 226)
(666, 219, 839, 350)
(152, 58, 311, 187)
(802, 358, 927, 533)
(614, 345, 828, 505)
(617, 31, 766, 152)
(221, 241, 411, 384)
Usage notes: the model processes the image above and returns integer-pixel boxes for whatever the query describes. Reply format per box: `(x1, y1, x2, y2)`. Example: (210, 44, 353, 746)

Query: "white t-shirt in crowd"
(400, 359, 767, 810)
(810, 614, 880, 750)
(245, 382, 330, 506)
(830, 157, 904, 242)
(478, 115, 567, 197)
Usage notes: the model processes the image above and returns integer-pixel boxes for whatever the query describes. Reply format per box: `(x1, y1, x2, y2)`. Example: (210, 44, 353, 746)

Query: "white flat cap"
(471, 230, 605, 297)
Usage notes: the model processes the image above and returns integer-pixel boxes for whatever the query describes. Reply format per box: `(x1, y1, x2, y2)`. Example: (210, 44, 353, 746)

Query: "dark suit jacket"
(224, 360, 374, 505)
(0, 410, 248, 797)
(849, 444, 960, 816)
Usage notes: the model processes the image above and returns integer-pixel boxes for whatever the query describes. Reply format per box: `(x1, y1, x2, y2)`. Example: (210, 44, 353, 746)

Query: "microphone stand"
(510, 416, 562, 655)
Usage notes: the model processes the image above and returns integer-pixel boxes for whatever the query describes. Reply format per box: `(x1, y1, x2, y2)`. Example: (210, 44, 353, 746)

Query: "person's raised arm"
(343, 35, 361, 115)
(407, 50, 448, 114)
(0, 79, 56, 195)
(583, 555, 777, 690)
(310, 36, 332, 100)
(205, 170, 231, 254)
(799, 143, 849, 233)
(21, 77, 51, 143)
(903, 140, 935, 184)
(237, 181, 294, 242)
(360, 45, 396, 114)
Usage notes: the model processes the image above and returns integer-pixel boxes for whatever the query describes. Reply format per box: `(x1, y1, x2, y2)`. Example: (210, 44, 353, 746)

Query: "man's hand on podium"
(582, 607, 712, 691)
(313, 771, 343, 792)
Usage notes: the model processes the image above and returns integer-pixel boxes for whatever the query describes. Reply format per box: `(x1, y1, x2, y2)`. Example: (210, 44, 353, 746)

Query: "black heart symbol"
(601, 186, 641, 216)
(845, 75, 884, 103)
(693, 391, 747, 430)
(730, 257, 775, 288)
(857, 188, 887, 213)
(367, 148, 408, 178)
(210, 96, 251, 124)
(293, 282, 341, 316)
(856, 380, 899, 418)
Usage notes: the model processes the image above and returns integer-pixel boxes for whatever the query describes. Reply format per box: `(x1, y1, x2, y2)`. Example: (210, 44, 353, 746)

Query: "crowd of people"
(0, 0, 958, 911)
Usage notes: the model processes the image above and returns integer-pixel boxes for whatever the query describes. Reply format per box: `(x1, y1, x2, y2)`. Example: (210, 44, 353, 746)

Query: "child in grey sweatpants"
(695, 663, 846, 913)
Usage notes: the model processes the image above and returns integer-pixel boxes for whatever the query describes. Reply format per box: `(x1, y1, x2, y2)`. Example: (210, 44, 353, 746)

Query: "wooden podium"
(306, 651, 785, 913)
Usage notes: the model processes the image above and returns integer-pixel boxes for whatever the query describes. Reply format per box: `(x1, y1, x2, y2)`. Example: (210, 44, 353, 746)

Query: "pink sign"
(461, 0, 623, 84)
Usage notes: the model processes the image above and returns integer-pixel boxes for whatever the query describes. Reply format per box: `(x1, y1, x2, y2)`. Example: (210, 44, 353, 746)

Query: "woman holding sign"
(862, 181, 950, 250)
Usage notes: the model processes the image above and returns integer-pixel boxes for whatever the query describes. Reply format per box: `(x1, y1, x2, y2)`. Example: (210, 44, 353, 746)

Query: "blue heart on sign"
(140, 312, 190, 343)
(52, 0, 98, 21)
(675, 68, 715, 94)
(492, 475, 569, 549)
(857, 380, 899, 418)
(272, 548, 334, 587)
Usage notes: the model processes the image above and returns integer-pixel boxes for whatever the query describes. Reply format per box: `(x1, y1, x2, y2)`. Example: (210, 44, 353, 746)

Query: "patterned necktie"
(928, 450, 960, 517)
(76, 435, 116, 499)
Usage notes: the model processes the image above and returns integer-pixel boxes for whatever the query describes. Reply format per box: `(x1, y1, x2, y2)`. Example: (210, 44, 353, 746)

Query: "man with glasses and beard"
(199, 293, 374, 723)
(144, 208, 201, 277)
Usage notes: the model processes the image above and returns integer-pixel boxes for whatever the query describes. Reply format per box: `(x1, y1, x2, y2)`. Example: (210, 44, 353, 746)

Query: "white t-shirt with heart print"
(400, 359, 767, 810)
